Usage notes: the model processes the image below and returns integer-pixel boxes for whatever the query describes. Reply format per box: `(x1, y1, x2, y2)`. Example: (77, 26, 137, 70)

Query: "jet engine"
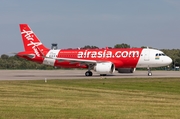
(117, 68, 135, 73)
(94, 62, 115, 74)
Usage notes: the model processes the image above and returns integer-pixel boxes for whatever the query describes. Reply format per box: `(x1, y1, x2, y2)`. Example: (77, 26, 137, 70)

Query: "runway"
(0, 70, 180, 80)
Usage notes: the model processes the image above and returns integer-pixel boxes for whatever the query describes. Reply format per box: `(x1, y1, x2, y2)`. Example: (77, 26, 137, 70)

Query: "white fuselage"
(137, 49, 172, 68)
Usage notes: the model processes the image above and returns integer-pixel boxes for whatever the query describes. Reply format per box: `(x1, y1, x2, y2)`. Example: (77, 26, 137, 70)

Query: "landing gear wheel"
(100, 74, 107, 76)
(148, 72, 152, 76)
(85, 71, 93, 76)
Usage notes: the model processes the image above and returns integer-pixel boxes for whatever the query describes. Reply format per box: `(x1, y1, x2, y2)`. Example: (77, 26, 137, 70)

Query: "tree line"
(0, 55, 54, 69)
(0, 43, 179, 70)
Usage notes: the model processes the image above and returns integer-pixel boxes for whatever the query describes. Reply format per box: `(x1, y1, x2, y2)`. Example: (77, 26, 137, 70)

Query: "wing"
(52, 57, 98, 65)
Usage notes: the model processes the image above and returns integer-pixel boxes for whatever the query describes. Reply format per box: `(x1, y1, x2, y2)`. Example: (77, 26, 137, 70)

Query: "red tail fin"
(19, 24, 49, 54)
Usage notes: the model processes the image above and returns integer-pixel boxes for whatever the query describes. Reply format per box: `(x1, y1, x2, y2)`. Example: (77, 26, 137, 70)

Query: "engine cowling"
(117, 68, 135, 73)
(94, 62, 115, 74)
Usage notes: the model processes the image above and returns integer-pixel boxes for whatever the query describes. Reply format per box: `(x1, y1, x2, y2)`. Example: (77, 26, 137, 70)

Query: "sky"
(0, 0, 180, 55)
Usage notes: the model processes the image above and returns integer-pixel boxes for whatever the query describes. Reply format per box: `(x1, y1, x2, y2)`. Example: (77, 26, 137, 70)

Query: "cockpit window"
(155, 53, 166, 56)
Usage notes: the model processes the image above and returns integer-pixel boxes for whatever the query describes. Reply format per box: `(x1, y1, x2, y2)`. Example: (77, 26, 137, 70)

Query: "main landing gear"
(85, 71, 93, 76)
(147, 67, 152, 76)
(85, 64, 93, 76)
(100, 74, 107, 76)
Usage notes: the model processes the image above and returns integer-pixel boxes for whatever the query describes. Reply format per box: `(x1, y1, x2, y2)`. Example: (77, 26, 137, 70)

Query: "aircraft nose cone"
(167, 57, 172, 65)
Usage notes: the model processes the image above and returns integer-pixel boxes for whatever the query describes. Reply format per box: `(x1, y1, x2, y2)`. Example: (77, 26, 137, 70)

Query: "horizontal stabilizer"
(19, 54, 35, 59)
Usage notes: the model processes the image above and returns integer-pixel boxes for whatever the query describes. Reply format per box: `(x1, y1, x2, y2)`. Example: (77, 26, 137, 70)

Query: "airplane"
(16, 24, 172, 76)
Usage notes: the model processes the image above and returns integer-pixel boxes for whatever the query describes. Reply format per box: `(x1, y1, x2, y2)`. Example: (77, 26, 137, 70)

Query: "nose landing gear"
(147, 67, 152, 76)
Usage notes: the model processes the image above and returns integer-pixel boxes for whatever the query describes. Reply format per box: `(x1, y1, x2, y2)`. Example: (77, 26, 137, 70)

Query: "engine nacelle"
(94, 62, 115, 74)
(117, 68, 135, 73)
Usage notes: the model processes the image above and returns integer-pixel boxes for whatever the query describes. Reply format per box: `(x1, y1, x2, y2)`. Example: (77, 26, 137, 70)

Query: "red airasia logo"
(21, 30, 42, 57)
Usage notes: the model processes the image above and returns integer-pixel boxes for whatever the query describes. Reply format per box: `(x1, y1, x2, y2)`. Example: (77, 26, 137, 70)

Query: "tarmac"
(0, 70, 180, 80)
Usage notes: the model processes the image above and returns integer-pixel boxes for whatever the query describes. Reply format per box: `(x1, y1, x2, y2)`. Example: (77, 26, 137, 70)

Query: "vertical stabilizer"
(19, 24, 49, 54)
